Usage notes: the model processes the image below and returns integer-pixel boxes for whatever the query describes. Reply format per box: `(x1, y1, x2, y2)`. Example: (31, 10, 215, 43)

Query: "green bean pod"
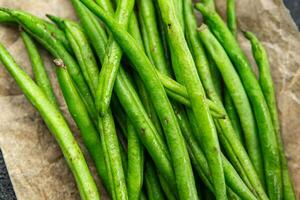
(78, 1, 199, 199)
(227, 0, 237, 37)
(198, 25, 268, 200)
(196, 4, 282, 199)
(0, 10, 16, 23)
(196, 20, 264, 192)
(21, 32, 58, 107)
(95, 0, 135, 116)
(153, 0, 225, 199)
(0, 42, 100, 200)
(225, 0, 244, 144)
(63, 20, 99, 97)
(245, 31, 296, 200)
(71, 0, 176, 189)
(224, 92, 243, 143)
(144, 161, 166, 200)
(127, 121, 144, 200)
(98, 109, 128, 200)
(186, 110, 257, 200)
(1, 8, 98, 122)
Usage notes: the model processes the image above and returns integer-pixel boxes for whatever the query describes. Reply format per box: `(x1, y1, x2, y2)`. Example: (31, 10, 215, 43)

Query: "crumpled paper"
(0, 0, 299, 199)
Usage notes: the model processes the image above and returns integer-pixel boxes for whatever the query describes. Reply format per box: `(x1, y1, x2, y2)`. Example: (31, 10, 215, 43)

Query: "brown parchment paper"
(0, 0, 299, 199)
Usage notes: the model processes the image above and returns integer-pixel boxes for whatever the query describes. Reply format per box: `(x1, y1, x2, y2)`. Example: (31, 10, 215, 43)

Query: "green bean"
(0, 10, 72, 53)
(198, 25, 268, 200)
(245, 31, 296, 200)
(21, 32, 58, 107)
(95, 0, 135, 116)
(78, 1, 199, 199)
(153, 0, 225, 199)
(48, 13, 127, 199)
(127, 121, 144, 200)
(196, 4, 282, 199)
(52, 15, 127, 200)
(46, 15, 99, 98)
(224, 92, 243, 142)
(0, 42, 100, 200)
(157, 173, 177, 200)
(144, 161, 166, 200)
(1, 8, 98, 122)
(225, 0, 244, 144)
(186, 110, 257, 200)
(191, 4, 264, 192)
(0, 10, 16, 23)
(227, 0, 237, 37)
(98, 109, 128, 200)
(71, 0, 176, 189)
(46, 15, 100, 100)
(208, 57, 223, 100)
(171, 0, 184, 32)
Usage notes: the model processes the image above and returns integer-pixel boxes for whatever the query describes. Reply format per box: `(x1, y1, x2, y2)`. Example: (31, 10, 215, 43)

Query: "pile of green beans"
(0, 0, 295, 199)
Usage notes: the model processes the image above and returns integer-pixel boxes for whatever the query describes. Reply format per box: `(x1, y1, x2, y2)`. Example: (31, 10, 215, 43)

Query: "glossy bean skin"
(0, 42, 100, 200)
(21, 32, 58, 107)
(71, 0, 176, 191)
(78, 1, 199, 199)
(198, 25, 268, 200)
(225, 0, 244, 145)
(194, 9, 264, 191)
(245, 31, 296, 200)
(144, 161, 166, 200)
(98, 109, 128, 200)
(95, 0, 135, 116)
(53, 15, 128, 200)
(227, 0, 237, 37)
(1, 9, 98, 122)
(153, 0, 225, 199)
(126, 121, 144, 200)
(19, 16, 112, 196)
(196, 4, 282, 200)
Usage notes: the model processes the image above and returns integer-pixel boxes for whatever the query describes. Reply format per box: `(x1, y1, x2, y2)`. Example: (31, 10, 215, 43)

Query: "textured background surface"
(0, 0, 299, 199)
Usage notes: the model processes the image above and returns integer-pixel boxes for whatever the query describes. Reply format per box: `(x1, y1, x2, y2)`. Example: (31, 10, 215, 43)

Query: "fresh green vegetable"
(78, 1, 199, 199)
(71, 0, 176, 191)
(198, 24, 268, 200)
(21, 32, 58, 107)
(95, 0, 135, 116)
(245, 31, 296, 200)
(1, 8, 98, 122)
(144, 161, 166, 200)
(154, 0, 226, 199)
(196, 4, 282, 199)
(0, 42, 100, 200)
(127, 121, 144, 200)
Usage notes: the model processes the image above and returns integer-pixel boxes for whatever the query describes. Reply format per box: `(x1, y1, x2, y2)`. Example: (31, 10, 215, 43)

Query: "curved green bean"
(245, 31, 296, 200)
(95, 0, 135, 116)
(1, 8, 98, 122)
(0, 42, 100, 200)
(21, 32, 58, 107)
(196, 4, 282, 199)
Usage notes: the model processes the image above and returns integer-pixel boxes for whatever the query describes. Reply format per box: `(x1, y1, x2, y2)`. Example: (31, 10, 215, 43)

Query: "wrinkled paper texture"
(0, 0, 299, 199)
